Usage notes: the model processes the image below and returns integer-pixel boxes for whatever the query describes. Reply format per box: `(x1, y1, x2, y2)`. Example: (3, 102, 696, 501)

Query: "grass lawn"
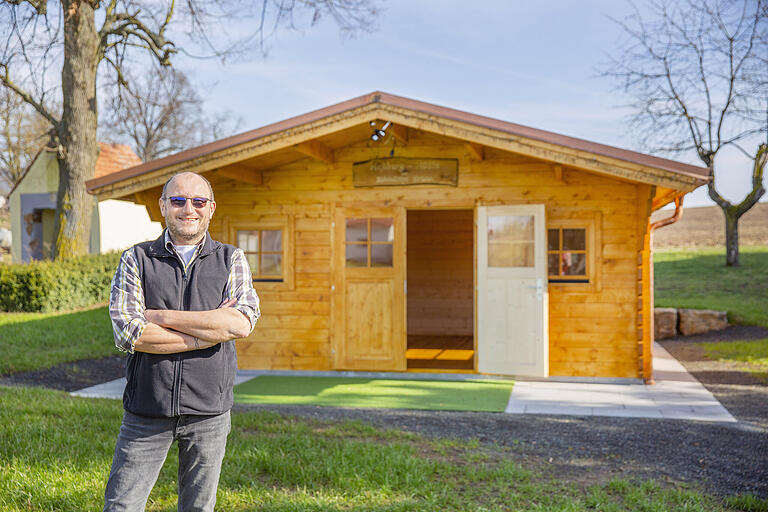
(654, 246, 768, 327)
(234, 376, 513, 412)
(1, 385, 763, 512)
(699, 338, 768, 382)
(0, 305, 115, 375)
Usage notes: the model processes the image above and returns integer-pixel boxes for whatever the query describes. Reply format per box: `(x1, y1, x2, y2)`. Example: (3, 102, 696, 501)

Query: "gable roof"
(86, 91, 710, 198)
(9, 142, 141, 197)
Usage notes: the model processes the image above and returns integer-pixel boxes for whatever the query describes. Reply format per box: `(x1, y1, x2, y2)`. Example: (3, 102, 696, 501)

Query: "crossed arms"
(110, 245, 260, 355)
(136, 298, 252, 354)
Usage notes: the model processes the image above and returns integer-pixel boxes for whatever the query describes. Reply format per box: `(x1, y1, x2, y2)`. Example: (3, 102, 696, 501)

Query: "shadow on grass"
(0, 306, 113, 375)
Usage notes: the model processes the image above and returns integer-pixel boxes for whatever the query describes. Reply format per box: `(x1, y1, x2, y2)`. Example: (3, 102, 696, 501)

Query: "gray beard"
(167, 218, 210, 244)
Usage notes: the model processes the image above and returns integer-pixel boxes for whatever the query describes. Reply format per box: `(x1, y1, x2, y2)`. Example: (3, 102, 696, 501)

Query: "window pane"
(488, 242, 534, 267)
(261, 254, 282, 275)
(547, 229, 559, 251)
(487, 215, 535, 267)
(261, 230, 282, 251)
(563, 229, 586, 251)
(488, 215, 534, 242)
(345, 244, 367, 267)
(562, 252, 586, 276)
(548, 254, 560, 276)
(371, 218, 394, 242)
(237, 230, 259, 253)
(245, 253, 259, 274)
(346, 218, 367, 242)
(371, 244, 393, 267)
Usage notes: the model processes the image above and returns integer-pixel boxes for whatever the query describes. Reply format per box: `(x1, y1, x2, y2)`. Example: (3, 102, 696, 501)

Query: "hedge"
(0, 252, 122, 312)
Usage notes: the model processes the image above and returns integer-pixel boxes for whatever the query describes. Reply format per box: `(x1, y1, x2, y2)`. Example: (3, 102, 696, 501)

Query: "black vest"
(123, 232, 238, 417)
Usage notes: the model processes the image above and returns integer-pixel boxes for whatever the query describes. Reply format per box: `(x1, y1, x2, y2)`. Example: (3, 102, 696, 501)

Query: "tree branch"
(6, 0, 48, 15)
(0, 65, 58, 130)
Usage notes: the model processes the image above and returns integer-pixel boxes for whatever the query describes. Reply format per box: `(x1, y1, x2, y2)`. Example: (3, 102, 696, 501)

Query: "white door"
(477, 205, 548, 377)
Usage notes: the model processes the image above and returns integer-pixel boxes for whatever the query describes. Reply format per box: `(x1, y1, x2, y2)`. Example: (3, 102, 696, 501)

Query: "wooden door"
(332, 206, 406, 371)
(477, 205, 548, 377)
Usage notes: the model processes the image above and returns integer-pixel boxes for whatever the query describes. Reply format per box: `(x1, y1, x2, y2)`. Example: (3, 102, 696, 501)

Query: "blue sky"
(177, 0, 762, 209)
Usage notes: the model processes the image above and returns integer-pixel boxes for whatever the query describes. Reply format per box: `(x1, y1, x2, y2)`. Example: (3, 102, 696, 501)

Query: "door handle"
(525, 279, 544, 300)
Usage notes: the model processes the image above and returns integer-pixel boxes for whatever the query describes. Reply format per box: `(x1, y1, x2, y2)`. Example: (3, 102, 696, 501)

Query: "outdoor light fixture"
(370, 120, 391, 141)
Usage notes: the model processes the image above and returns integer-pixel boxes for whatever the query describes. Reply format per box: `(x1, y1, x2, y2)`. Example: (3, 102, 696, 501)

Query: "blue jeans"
(103, 410, 231, 512)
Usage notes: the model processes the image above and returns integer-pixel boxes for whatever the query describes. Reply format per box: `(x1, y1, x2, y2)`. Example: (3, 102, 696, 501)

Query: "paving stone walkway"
(504, 343, 735, 422)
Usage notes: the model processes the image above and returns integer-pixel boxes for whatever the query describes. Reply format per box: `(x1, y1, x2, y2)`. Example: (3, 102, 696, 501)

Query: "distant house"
(9, 142, 162, 262)
(86, 92, 709, 380)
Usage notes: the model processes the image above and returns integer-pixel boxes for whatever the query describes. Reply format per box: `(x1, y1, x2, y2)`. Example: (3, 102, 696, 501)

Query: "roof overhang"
(87, 91, 710, 201)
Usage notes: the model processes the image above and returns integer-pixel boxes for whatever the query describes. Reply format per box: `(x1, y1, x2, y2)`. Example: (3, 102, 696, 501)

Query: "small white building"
(8, 143, 162, 262)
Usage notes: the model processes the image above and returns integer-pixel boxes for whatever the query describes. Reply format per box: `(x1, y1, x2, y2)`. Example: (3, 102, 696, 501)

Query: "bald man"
(104, 172, 260, 511)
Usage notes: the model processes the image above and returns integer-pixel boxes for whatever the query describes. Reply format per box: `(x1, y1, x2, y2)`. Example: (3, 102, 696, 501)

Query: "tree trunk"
(55, 1, 100, 260)
(724, 208, 740, 267)
(707, 145, 767, 268)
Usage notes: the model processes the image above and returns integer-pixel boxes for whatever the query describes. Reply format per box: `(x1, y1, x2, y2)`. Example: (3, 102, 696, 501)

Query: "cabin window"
(487, 215, 535, 267)
(546, 213, 601, 288)
(238, 229, 283, 280)
(345, 217, 394, 267)
(230, 216, 295, 290)
(547, 228, 587, 281)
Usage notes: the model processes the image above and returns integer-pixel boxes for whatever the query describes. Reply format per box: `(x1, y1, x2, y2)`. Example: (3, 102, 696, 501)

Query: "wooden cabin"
(86, 92, 709, 380)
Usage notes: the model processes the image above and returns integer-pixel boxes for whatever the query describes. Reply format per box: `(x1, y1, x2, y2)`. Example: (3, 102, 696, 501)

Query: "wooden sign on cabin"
(353, 157, 458, 187)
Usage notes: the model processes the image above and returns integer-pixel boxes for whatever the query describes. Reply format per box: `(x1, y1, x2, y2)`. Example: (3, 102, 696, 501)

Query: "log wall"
(202, 130, 644, 378)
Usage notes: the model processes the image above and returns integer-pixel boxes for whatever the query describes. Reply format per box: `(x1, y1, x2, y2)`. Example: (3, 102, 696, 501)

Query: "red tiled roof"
(9, 143, 141, 198)
(94, 142, 142, 179)
(86, 91, 709, 192)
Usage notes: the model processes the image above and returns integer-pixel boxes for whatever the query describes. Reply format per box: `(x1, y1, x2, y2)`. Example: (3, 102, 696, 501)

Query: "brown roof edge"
(373, 92, 710, 181)
(87, 91, 710, 193)
(86, 92, 380, 192)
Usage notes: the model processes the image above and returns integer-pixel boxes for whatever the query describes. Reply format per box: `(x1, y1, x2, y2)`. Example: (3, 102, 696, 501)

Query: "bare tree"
(0, 1, 379, 260)
(101, 65, 242, 162)
(602, 0, 768, 266)
(0, 87, 52, 191)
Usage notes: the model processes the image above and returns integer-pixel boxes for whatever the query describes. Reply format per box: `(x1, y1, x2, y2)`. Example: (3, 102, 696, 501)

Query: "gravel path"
(234, 402, 767, 498)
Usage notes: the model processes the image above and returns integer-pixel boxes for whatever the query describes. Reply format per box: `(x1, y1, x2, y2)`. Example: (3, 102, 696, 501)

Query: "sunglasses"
(165, 196, 211, 208)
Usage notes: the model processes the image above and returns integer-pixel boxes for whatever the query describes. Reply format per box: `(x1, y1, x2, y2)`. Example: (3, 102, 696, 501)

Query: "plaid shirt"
(109, 231, 261, 353)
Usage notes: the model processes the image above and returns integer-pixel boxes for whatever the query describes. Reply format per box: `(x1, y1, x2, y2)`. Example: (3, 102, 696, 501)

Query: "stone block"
(678, 309, 728, 336)
(654, 308, 679, 340)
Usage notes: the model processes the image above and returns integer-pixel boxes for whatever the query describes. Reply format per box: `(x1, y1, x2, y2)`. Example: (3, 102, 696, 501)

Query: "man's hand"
(219, 297, 238, 308)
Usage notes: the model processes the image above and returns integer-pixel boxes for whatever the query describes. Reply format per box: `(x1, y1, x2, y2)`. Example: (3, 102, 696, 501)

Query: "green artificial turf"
(234, 376, 514, 412)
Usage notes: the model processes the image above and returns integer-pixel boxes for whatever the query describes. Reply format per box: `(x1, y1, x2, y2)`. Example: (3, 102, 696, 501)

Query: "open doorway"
(406, 209, 474, 371)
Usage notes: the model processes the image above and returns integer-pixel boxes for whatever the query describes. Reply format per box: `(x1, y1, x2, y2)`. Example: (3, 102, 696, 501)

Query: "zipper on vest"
(173, 266, 188, 416)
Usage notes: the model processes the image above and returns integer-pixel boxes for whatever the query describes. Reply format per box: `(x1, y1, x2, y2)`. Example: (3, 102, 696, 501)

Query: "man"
(104, 172, 260, 511)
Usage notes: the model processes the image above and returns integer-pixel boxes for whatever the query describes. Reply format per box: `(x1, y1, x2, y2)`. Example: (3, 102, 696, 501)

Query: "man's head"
(159, 172, 216, 245)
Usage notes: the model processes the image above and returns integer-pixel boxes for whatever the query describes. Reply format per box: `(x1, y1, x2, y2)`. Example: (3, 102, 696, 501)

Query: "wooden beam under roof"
(389, 123, 408, 145)
(136, 188, 163, 223)
(295, 140, 335, 164)
(553, 164, 564, 182)
(215, 164, 263, 186)
(465, 142, 484, 161)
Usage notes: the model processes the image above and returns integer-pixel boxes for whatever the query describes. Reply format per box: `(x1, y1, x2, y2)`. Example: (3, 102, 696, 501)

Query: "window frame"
(344, 217, 395, 268)
(229, 216, 295, 291)
(546, 213, 601, 291)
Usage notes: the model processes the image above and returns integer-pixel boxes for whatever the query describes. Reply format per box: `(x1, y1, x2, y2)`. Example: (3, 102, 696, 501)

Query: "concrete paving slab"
(504, 343, 737, 422)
